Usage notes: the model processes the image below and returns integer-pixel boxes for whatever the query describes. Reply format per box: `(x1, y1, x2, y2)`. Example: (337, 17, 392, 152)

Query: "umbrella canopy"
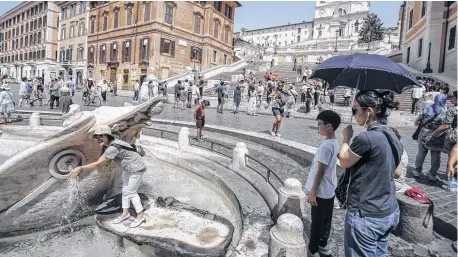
(310, 53, 419, 93)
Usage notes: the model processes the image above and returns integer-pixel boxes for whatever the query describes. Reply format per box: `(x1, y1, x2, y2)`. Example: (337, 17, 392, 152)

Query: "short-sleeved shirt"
(347, 125, 402, 218)
(195, 104, 205, 118)
(102, 140, 147, 173)
(305, 139, 339, 199)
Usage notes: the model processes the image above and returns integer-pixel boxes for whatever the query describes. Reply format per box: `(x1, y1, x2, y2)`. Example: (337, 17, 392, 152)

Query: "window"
(113, 10, 119, 29)
(62, 7, 67, 19)
(79, 22, 85, 36)
(421, 1, 427, 18)
(212, 50, 217, 62)
(61, 25, 66, 40)
(26, 23, 29, 33)
(43, 16, 47, 27)
(408, 9, 413, 29)
(126, 7, 133, 25)
(165, 5, 173, 24)
(70, 25, 74, 38)
(190, 46, 202, 61)
(41, 49, 45, 59)
(103, 15, 108, 31)
(449, 26, 456, 50)
(225, 28, 229, 43)
(160, 38, 175, 56)
(406, 47, 410, 64)
(298, 28, 301, 34)
(223, 54, 227, 64)
(38, 32, 41, 44)
(100, 45, 106, 63)
(224, 5, 232, 19)
(80, 1, 86, 14)
(140, 38, 149, 60)
(88, 46, 94, 63)
(70, 4, 75, 17)
(25, 36, 28, 46)
(214, 1, 222, 12)
(297, 35, 300, 42)
(111, 42, 117, 61)
(355, 22, 359, 32)
(90, 18, 95, 33)
(77, 46, 83, 62)
(418, 38, 423, 58)
(20, 37, 23, 47)
(194, 16, 201, 34)
(319, 29, 323, 36)
(122, 40, 131, 62)
(214, 22, 219, 39)
(144, 2, 151, 22)
(38, 18, 42, 28)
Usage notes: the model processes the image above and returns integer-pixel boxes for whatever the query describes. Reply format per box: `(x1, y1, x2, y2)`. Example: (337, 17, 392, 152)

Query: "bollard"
(231, 142, 249, 172)
(273, 178, 306, 221)
(178, 127, 190, 149)
(29, 112, 41, 128)
(269, 213, 306, 257)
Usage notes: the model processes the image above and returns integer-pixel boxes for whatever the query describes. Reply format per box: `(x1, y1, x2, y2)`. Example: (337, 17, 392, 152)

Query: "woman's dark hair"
(443, 86, 450, 95)
(354, 90, 398, 125)
(106, 134, 115, 142)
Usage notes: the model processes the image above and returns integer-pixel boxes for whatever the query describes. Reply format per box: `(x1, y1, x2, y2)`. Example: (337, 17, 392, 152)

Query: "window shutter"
(139, 38, 142, 60)
(171, 40, 175, 57)
(99, 45, 102, 63)
(199, 48, 202, 62)
(160, 38, 164, 53)
(147, 37, 150, 58)
(122, 41, 125, 62)
(128, 40, 131, 62)
(190, 47, 193, 60)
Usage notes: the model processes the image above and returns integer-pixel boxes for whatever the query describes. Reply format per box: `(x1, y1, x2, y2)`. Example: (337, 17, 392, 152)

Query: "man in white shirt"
(411, 84, 426, 114)
(101, 80, 109, 102)
(133, 80, 140, 101)
(18, 77, 28, 107)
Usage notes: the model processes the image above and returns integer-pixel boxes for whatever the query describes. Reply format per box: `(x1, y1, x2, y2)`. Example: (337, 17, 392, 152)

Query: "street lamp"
(423, 42, 433, 73)
(388, 28, 392, 43)
(274, 34, 278, 54)
(334, 29, 339, 52)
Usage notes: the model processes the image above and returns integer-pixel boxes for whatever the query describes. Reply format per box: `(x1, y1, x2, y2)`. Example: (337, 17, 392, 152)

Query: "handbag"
(335, 127, 401, 209)
(412, 114, 438, 140)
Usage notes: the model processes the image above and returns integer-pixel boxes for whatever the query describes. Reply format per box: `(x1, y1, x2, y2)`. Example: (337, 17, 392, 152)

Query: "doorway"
(110, 68, 117, 83)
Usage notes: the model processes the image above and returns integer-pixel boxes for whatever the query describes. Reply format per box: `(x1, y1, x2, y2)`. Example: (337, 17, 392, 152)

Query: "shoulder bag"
(335, 128, 401, 209)
(412, 114, 438, 140)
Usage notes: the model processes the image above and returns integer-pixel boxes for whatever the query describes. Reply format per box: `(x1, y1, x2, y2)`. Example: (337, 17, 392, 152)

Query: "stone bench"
(394, 193, 434, 245)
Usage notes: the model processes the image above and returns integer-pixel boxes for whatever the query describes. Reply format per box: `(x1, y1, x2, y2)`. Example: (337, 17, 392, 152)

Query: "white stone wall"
(444, 10, 457, 80)
(241, 23, 313, 47)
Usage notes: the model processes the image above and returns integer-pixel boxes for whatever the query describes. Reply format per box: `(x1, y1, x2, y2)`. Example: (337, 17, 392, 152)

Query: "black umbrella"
(310, 53, 419, 93)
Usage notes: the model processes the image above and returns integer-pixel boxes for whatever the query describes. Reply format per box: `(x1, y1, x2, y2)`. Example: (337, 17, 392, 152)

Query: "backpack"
(111, 142, 145, 157)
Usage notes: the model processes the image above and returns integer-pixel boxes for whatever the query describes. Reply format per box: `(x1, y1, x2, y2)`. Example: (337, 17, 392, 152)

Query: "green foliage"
(358, 13, 384, 44)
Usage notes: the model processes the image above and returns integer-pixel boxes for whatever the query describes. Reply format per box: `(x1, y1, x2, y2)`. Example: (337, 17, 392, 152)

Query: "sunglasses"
(351, 107, 367, 116)
(93, 134, 104, 140)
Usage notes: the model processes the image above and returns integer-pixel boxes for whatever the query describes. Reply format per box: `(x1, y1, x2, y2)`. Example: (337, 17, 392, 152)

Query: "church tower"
(313, 1, 370, 40)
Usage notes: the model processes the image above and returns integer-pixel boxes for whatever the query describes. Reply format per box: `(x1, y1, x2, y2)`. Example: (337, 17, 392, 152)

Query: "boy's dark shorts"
(196, 118, 205, 128)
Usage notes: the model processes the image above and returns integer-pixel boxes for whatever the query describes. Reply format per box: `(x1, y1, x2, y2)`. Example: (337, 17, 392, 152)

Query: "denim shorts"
(272, 107, 284, 117)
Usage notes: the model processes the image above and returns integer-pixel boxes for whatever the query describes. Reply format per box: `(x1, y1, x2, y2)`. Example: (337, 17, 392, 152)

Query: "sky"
(0, 1, 402, 31)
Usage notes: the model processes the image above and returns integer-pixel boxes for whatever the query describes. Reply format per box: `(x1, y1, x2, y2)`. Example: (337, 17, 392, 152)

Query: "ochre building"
(87, 1, 241, 90)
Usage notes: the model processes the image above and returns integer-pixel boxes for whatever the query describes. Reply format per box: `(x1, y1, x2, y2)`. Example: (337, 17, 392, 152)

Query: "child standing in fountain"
(305, 110, 341, 257)
(69, 125, 147, 228)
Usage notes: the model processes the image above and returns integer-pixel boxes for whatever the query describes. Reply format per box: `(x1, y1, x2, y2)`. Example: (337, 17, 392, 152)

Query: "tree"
(358, 13, 384, 44)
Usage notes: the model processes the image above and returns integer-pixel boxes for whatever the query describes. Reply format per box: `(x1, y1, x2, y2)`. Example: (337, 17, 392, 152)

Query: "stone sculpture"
(0, 97, 166, 237)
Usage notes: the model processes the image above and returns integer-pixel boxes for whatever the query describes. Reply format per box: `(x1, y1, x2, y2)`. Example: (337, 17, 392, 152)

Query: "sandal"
(112, 214, 131, 224)
(129, 216, 146, 228)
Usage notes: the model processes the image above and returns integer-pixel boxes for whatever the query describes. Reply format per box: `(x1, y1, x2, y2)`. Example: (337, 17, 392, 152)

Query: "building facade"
(87, 1, 240, 90)
(401, 1, 457, 80)
(0, 2, 59, 86)
(56, 1, 90, 88)
(238, 1, 371, 63)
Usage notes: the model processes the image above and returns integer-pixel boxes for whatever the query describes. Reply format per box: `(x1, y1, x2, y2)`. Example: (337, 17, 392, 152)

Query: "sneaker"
(319, 245, 332, 256)
(307, 249, 319, 257)
(270, 131, 276, 136)
(426, 174, 438, 181)
(112, 214, 131, 224)
(275, 133, 282, 137)
(412, 170, 422, 177)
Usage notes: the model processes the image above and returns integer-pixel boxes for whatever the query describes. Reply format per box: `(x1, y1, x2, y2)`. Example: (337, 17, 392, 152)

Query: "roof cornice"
(0, 2, 39, 21)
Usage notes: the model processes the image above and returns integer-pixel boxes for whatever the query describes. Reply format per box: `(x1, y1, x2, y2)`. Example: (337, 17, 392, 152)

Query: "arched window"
(79, 22, 85, 36)
(113, 9, 119, 29)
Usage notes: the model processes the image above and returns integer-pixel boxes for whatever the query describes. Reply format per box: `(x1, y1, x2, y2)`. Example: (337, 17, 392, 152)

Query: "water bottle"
(449, 177, 457, 192)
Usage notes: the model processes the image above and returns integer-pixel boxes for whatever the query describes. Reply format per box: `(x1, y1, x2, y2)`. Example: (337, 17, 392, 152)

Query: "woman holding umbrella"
(338, 90, 403, 256)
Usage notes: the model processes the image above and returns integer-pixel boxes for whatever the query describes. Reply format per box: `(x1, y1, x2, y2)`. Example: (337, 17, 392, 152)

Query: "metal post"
(423, 42, 433, 73)
(334, 30, 338, 52)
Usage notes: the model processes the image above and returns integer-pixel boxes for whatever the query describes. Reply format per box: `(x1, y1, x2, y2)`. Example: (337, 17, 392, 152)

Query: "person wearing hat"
(0, 84, 14, 124)
(69, 125, 147, 228)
